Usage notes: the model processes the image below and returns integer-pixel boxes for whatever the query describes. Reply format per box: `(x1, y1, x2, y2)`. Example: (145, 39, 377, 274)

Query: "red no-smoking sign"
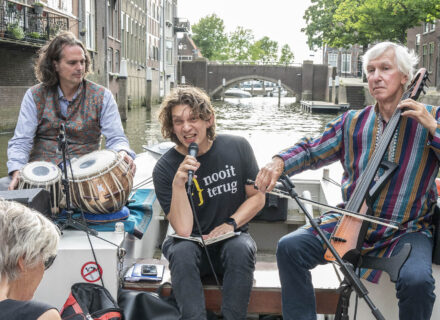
(81, 261, 103, 283)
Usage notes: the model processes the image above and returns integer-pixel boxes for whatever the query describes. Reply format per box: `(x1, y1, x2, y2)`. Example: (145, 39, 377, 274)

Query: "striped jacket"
(279, 104, 440, 282)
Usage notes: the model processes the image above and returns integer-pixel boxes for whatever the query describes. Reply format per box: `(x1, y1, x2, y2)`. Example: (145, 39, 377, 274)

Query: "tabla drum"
(18, 161, 62, 216)
(68, 150, 133, 214)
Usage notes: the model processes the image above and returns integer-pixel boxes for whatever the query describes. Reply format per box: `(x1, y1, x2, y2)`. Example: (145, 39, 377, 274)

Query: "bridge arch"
(210, 75, 297, 98)
(178, 60, 331, 102)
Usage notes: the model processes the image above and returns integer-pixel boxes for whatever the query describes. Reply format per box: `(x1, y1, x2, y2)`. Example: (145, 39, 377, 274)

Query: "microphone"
(58, 123, 66, 152)
(187, 142, 198, 192)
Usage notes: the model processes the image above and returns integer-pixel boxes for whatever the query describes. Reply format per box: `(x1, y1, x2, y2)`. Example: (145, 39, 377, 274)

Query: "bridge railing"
(208, 60, 302, 67)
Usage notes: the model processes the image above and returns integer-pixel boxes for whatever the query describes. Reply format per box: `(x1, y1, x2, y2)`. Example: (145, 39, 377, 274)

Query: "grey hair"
(0, 200, 60, 281)
(362, 42, 419, 89)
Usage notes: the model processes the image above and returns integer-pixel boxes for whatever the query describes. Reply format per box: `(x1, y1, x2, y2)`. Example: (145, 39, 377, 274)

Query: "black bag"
(60, 283, 123, 320)
(253, 193, 287, 222)
(118, 282, 180, 320)
(432, 205, 440, 265)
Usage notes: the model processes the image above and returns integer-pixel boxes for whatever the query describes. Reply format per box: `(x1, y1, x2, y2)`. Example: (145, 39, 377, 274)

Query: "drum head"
(69, 150, 119, 179)
(21, 161, 61, 182)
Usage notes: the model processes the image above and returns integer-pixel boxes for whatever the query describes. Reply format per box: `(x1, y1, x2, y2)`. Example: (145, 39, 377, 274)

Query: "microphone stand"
(57, 124, 97, 236)
(278, 175, 384, 320)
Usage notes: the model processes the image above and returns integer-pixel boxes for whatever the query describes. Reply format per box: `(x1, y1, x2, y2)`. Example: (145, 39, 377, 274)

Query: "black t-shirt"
(153, 134, 259, 235)
(0, 299, 56, 320)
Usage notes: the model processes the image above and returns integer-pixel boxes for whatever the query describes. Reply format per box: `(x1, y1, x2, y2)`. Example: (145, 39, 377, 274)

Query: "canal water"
(0, 97, 340, 177)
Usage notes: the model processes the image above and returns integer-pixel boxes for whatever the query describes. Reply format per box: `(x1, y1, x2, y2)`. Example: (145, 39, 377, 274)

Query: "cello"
(324, 68, 429, 263)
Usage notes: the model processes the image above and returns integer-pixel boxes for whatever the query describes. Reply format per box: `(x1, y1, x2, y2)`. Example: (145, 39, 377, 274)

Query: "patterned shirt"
(7, 82, 135, 174)
(278, 104, 440, 282)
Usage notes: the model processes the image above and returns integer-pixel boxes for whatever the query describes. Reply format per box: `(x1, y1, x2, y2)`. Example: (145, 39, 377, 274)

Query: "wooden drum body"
(19, 161, 62, 216)
(68, 150, 133, 214)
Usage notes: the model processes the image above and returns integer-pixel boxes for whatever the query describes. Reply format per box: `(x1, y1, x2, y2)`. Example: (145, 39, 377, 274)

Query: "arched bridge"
(177, 60, 333, 101)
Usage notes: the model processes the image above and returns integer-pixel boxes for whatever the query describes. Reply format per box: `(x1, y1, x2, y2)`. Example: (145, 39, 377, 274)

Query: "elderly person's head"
(0, 200, 59, 300)
(362, 42, 419, 90)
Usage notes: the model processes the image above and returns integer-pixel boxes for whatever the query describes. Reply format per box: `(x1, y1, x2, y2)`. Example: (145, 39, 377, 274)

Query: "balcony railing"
(0, 1, 69, 45)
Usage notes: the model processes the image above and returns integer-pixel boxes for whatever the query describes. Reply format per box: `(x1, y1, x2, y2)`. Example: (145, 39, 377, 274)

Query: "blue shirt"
(7, 85, 135, 174)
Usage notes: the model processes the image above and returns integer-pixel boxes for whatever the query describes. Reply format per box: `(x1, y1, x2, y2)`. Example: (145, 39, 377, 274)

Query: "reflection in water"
(0, 97, 341, 176)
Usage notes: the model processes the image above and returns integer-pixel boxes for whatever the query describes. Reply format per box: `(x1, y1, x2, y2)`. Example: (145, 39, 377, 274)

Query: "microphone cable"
(188, 184, 222, 289)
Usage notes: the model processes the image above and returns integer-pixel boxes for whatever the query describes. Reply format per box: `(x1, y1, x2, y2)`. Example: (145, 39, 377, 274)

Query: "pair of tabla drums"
(18, 150, 134, 216)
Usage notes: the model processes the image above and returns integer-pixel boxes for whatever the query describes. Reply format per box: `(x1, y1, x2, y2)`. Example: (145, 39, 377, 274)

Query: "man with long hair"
(1, 31, 135, 190)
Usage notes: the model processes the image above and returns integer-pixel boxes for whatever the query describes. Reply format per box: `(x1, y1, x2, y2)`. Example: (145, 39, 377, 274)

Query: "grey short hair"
(362, 42, 419, 89)
(0, 200, 60, 281)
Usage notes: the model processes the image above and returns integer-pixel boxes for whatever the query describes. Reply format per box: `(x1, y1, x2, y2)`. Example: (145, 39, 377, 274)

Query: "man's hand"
(398, 99, 438, 136)
(203, 223, 234, 240)
(119, 150, 136, 176)
(172, 154, 200, 189)
(8, 170, 20, 190)
(254, 156, 285, 193)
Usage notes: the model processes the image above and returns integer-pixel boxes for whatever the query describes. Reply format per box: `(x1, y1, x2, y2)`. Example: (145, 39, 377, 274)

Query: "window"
(431, 21, 436, 31)
(415, 34, 421, 54)
(424, 22, 430, 33)
(166, 41, 173, 65)
(108, 0, 119, 38)
(328, 53, 338, 68)
(422, 44, 428, 69)
(108, 47, 113, 73)
(121, 12, 125, 58)
(85, 0, 95, 50)
(341, 53, 351, 74)
(115, 50, 120, 73)
(429, 42, 435, 73)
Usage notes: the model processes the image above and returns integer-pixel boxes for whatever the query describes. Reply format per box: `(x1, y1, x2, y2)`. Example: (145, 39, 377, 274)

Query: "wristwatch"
(225, 217, 238, 231)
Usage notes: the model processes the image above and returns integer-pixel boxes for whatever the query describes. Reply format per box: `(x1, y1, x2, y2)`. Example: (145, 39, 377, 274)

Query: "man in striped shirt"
(255, 42, 439, 320)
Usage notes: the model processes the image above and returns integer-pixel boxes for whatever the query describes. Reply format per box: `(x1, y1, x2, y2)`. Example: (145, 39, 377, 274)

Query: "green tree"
(191, 14, 228, 60)
(249, 36, 279, 63)
(279, 44, 295, 65)
(302, 0, 440, 49)
(228, 26, 254, 61)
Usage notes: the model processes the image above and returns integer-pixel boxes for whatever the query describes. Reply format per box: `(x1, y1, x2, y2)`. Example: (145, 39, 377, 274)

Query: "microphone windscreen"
(188, 142, 198, 157)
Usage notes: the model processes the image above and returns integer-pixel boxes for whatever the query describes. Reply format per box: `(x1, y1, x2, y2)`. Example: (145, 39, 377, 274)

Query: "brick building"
(0, 0, 123, 130)
(323, 44, 363, 78)
(407, 20, 440, 89)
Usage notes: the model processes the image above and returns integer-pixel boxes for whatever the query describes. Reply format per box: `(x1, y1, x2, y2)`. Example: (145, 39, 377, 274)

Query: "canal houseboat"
(31, 143, 440, 319)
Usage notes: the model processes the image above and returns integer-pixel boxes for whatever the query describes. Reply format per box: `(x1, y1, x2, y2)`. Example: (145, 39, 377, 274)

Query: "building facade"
(407, 20, 440, 89)
(0, 0, 77, 130)
(323, 44, 363, 78)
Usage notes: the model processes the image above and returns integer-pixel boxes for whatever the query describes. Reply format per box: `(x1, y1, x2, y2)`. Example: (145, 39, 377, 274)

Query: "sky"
(177, 0, 322, 63)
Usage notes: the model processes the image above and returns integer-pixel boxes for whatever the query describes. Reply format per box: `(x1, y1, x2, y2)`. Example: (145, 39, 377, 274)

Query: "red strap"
(96, 312, 122, 320)
(60, 294, 84, 315)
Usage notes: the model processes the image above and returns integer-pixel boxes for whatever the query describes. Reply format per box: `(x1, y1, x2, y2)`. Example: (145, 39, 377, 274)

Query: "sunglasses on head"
(44, 255, 57, 270)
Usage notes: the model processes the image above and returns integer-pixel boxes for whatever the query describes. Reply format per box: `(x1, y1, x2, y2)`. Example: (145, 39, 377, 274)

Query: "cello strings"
(247, 179, 400, 230)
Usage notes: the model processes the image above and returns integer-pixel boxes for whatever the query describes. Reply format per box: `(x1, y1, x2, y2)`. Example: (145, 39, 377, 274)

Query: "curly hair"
(158, 86, 216, 145)
(34, 31, 91, 88)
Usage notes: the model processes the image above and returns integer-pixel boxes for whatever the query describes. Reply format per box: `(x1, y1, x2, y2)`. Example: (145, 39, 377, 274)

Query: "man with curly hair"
(1, 31, 135, 190)
(153, 86, 265, 319)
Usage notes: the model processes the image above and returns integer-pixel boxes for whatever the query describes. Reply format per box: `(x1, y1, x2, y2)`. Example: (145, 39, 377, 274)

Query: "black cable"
(66, 142, 106, 288)
(188, 185, 222, 289)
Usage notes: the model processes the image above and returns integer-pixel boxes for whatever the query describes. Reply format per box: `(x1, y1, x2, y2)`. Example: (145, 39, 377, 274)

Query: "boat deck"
(123, 255, 341, 316)
(300, 100, 349, 113)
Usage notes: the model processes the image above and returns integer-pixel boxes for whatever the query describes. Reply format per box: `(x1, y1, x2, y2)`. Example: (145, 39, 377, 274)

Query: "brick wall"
(0, 46, 38, 131)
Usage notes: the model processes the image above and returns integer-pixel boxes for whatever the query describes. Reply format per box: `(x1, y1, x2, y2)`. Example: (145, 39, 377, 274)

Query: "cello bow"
(324, 68, 429, 262)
